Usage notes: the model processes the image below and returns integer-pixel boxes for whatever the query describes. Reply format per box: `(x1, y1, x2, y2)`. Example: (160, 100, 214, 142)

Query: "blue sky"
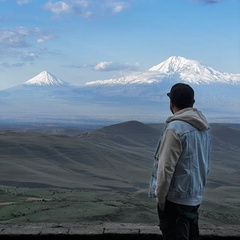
(0, 0, 239, 90)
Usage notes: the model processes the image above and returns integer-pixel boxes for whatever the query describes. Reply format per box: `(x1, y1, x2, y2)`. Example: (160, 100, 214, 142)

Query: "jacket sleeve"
(155, 129, 182, 203)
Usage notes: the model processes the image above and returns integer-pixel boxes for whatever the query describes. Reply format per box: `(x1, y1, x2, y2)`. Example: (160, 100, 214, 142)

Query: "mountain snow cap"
(149, 56, 240, 84)
(24, 71, 67, 86)
(149, 56, 201, 73)
(85, 56, 240, 86)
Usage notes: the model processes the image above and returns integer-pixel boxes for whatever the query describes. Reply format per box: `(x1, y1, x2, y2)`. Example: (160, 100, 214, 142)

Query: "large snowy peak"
(149, 56, 240, 84)
(86, 56, 240, 86)
(149, 56, 206, 73)
(24, 71, 68, 86)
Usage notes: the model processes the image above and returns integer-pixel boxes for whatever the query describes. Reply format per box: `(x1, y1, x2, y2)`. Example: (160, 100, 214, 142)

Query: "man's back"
(165, 119, 211, 205)
(149, 83, 211, 240)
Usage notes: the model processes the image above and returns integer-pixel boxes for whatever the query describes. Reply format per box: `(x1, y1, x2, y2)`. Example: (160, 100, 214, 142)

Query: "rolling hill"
(0, 121, 239, 224)
(0, 121, 239, 190)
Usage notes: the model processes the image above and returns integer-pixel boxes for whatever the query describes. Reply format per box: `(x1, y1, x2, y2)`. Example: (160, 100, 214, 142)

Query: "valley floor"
(0, 186, 239, 225)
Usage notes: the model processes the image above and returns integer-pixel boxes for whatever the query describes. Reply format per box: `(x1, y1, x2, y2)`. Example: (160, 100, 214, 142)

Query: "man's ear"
(170, 100, 175, 109)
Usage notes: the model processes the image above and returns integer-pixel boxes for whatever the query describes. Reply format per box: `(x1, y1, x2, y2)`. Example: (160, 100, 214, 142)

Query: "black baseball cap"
(167, 83, 195, 109)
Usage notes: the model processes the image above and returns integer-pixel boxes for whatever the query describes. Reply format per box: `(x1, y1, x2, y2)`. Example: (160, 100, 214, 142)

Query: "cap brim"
(167, 93, 171, 98)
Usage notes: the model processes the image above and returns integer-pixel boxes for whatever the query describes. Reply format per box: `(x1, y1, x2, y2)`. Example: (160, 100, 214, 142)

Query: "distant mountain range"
(86, 56, 240, 85)
(0, 56, 239, 124)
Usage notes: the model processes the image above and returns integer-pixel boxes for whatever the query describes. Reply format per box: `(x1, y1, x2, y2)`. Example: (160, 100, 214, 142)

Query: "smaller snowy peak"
(24, 71, 67, 86)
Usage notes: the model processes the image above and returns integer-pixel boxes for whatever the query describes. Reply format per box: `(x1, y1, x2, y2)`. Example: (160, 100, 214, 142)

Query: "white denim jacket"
(148, 108, 211, 206)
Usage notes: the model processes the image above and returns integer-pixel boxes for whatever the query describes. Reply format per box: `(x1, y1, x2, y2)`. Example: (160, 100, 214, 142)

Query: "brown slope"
(95, 120, 162, 148)
(0, 128, 156, 191)
(210, 124, 240, 147)
(1, 122, 239, 192)
(99, 120, 158, 135)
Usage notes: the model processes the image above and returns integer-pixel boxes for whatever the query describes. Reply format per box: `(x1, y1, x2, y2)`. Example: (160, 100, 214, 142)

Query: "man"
(149, 83, 211, 240)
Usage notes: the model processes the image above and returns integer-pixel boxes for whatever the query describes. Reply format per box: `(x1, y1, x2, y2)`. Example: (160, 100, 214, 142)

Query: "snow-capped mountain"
(24, 71, 68, 86)
(149, 56, 240, 84)
(85, 71, 160, 85)
(0, 56, 240, 123)
(86, 56, 240, 86)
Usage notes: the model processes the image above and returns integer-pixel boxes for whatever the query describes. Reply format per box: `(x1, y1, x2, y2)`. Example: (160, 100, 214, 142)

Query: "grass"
(0, 121, 239, 225)
(0, 185, 240, 225)
(0, 187, 158, 224)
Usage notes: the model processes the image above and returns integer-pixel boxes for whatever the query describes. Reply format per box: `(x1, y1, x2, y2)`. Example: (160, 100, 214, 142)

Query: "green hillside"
(0, 121, 239, 225)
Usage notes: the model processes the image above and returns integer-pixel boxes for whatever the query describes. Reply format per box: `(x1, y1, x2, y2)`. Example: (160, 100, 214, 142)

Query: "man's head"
(167, 83, 195, 113)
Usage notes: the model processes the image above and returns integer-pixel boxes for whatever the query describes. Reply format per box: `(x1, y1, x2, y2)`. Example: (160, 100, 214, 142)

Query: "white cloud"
(37, 34, 54, 43)
(0, 27, 54, 66)
(43, 1, 72, 14)
(21, 51, 38, 61)
(94, 61, 140, 72)
(0, 27, 53, 48)
(42, 0, 130, 18)
(63, 61, 140, 72)
(0, 29, 29, 48)
(17, 0, 32, 5)
(94, 61, 113, 71)
(105, 1, 129, 14)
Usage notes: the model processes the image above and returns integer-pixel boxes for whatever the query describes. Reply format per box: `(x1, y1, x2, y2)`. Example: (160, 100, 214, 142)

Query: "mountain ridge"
(86, 56, 240, 86)
(0, 56, 240, 123)
(99, 120, 158, 135)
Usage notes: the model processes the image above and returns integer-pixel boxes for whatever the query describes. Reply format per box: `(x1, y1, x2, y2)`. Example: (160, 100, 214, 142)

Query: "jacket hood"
(166, 108, 209, 131)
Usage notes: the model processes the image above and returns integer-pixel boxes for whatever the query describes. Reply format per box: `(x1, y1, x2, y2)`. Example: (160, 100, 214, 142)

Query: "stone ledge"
(0, 223, 239, 239)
